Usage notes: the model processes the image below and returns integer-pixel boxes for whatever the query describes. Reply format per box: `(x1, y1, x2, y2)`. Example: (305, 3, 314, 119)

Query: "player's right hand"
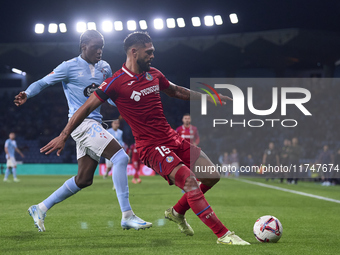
(14, 91, 27, 106)
(40, 136, 66, 156)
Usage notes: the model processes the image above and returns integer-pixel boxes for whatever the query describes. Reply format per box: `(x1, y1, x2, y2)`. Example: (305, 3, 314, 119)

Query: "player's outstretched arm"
(15, 63, 68, 106)
(40, 94, 103, 156)
(163, 82, 232, 104)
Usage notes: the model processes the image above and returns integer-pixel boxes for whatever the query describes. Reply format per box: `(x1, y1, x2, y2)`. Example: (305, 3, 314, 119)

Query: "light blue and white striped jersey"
(25, 55, 112, 122)
(5, 139, 17, 158)
(107, 128, 125, 147)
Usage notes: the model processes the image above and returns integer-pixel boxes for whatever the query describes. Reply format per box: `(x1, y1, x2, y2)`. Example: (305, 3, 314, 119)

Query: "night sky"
(1, 0, 340, 43)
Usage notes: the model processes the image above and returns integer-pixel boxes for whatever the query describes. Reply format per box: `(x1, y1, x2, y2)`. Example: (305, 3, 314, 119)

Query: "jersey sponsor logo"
(166, 156, 174, 163)
(83, 83, 100, 97)
(146, 72, 153, 81)
(130, 91, 142, 102)
(127, 80, 135, 86)
(130, 85, 160, 102)
(140, 85, 159, 96)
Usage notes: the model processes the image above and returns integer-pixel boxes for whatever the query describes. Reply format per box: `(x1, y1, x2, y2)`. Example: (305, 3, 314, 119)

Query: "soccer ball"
(253, 215, 283, 243)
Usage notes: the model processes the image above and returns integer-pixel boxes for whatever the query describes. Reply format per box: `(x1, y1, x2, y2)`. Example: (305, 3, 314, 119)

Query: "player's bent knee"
(111, 148, 129, 166)
(75, 176, 93, 188)
(76, 179, 93, 188)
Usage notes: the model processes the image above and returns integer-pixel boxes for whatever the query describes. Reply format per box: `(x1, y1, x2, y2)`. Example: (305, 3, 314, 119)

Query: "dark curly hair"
(123, 31, 152, 53)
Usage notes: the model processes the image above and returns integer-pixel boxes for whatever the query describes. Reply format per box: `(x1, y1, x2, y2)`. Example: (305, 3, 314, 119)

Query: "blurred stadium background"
(1, 0, 340, 177)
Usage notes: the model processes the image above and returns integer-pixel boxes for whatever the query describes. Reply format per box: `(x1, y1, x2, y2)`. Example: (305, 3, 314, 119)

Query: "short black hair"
(79, 30, 104, 52)
(124, 31, 152, 53)
(183, 113, 190, 117)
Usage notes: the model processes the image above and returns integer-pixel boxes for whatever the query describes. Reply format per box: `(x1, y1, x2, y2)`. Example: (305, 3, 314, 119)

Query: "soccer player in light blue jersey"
(3, 132, 24, 182)
(14, 30, 151, 232)
(104, 119, 125, 179)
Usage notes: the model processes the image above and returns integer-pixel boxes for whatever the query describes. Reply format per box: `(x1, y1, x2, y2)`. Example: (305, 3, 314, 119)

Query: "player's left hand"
(40, 136, 66, 156)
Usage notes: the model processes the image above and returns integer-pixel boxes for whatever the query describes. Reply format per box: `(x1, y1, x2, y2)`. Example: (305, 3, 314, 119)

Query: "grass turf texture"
(1, 175, 339, 254)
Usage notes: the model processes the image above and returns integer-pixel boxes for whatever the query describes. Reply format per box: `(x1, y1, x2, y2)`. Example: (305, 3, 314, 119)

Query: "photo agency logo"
(199, 82, 312, 128)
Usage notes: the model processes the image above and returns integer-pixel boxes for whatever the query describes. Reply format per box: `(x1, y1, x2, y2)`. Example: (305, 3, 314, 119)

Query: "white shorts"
(6, 157, 16, 168)
(71, 119, 115, 162)
(105, 158, 113, 168)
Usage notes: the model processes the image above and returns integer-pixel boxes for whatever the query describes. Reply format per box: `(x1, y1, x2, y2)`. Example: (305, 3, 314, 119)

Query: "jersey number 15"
(155, 146, 171, 157)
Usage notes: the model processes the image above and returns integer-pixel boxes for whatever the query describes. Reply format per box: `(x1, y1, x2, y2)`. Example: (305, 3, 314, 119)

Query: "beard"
(137, 59, 151, 72)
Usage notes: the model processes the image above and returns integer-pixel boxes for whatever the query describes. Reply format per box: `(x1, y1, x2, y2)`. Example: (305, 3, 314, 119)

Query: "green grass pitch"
(1, 175, 339, 254)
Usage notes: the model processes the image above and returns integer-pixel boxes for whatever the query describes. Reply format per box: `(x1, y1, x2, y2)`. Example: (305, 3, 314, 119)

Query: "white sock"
(172, 208, 180, 216)
(122, 210, 134, 219)
(38, 202, 48, 213)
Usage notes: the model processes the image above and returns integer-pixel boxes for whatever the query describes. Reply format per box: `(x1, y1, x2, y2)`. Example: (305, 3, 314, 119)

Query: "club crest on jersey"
(146, 72, 153, 81)
(166, 156, 174, 163)
(84, 83, 99, 97)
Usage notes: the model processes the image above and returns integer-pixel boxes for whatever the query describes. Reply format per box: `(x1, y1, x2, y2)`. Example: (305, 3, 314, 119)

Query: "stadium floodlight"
(102, 20, 113, 32)
(204, 16, 214, 26)
(59, 23, 67, 33)
(12, 68, 26, 76)
(114, 21, 123, 31)
(177, 18, 185, 28)
(191, 17, 201, 27)
(154, 19, 164, 30)
(35, 23, 44, 34)
(48, 23, 58, 33)
(76, 22, 87, 33)
(127, 20, 137, 31)
(229, 13, 238, 24)
(87, 22, 96, 30)
(139, 20, 148, 30)
(166, 18, 176, 28)
(214, 15, 223, 25)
